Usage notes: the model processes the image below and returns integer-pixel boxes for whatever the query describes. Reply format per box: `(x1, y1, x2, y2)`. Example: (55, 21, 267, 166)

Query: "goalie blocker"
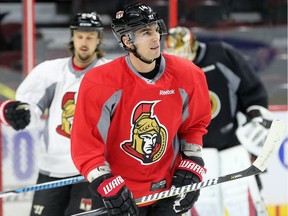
(236, 105, 274, 156)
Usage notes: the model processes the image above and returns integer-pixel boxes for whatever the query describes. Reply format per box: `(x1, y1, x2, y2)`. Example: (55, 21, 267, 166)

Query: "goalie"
(165, 26, 273, 216)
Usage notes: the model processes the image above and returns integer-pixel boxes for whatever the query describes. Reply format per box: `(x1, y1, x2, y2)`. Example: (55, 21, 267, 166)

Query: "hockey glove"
(172, 155, 206, 214)
(0, 101, 30, 130)
(89, 173, 139, 216)
(236, 105, 273, 156)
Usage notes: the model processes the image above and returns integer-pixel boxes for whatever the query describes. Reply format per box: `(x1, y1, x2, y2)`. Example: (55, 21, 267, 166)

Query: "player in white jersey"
(0, 12, 110, 215)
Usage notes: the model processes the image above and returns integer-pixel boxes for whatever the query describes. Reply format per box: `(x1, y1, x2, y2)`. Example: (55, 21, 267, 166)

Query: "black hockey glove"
(172, 155, 206, 214)
(89, 173, 139, 216)
(3, 101, 30, 130)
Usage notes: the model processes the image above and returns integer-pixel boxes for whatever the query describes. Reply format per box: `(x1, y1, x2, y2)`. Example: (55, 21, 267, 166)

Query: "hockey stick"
(72, 120, 285, 216)
(0, 175, 85, 198)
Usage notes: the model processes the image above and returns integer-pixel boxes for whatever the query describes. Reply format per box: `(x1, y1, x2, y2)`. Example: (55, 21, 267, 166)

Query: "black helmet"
(68, 12, 105, 57)
(70, 12, 103, 36)
(111, 3, 167, 48)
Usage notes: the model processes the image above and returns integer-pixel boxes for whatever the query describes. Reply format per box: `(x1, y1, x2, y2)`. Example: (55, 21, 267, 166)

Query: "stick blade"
(253, 120, 286, 172)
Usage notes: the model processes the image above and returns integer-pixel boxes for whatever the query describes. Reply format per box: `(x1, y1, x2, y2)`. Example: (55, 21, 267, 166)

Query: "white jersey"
(16, 57, 110, 178)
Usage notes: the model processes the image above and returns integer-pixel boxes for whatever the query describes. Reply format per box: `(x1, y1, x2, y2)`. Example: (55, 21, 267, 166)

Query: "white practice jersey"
(16, 57, 110, 178)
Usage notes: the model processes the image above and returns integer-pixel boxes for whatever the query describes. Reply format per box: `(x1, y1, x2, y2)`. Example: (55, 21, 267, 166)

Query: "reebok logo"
(159, 89, 175, 95)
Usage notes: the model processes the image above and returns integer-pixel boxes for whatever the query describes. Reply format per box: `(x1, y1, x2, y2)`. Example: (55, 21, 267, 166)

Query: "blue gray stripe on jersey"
(178, 88, 189, 123)
(194, 42, 207, 65)
(68, 57, 100, 78)
(37, 83, 57, 113)
(97, 90, 122, 143)
(216, 62, 240, 117)
(171, 134, 181, 169)
(172, 88, 188, 168)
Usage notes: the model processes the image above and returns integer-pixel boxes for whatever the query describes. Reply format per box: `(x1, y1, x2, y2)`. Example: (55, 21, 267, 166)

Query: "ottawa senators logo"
(121, 101, 168, 164)
(56, 92, 76, 138)
(210, 90, 221, 119)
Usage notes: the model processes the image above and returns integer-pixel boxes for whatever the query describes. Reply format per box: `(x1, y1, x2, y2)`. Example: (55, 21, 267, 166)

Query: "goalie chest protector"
(196, 42, 242, 150)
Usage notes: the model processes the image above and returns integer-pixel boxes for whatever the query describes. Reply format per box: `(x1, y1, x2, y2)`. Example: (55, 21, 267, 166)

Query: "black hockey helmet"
(68, 12, 104, 57)
(70, 12, 104, 37)
(111, 3, 167, 48)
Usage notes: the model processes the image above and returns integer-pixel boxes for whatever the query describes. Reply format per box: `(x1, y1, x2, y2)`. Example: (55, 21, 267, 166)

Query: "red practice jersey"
(71, 53, 211, 203)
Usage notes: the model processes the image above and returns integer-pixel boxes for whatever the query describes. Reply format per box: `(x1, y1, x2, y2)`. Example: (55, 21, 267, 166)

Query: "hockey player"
(71, 3, 211, 216)
(0, 12, 110, 216)
(165, 26, 273, 216)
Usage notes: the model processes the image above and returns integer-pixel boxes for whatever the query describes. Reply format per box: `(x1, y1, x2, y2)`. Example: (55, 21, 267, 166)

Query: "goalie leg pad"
(220, 146, 268, 216)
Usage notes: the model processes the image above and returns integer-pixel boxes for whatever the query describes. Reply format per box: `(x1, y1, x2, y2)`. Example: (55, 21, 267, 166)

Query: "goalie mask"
(165, 26, 199, 61)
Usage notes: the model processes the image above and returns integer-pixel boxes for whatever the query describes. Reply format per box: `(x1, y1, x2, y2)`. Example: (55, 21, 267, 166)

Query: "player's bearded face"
(73, 30, 99, 62)
(133, 23, 161, 60)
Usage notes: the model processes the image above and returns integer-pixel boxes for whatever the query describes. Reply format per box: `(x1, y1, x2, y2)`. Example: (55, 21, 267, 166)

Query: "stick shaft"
(137, 120, 284, 204)
(72, 120, 285, 216)
(0, 176, 85, 198)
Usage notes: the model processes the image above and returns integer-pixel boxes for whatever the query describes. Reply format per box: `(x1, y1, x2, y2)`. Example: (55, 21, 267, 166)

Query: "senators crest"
(56, 92, 76, 138)
(210, 90, 221, 119)
(121, 101, 168, 164)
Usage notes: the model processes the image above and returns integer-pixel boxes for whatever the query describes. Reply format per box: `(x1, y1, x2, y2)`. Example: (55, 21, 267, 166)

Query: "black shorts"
(30, 173, 104, 216)
(92, 196, 188, 216)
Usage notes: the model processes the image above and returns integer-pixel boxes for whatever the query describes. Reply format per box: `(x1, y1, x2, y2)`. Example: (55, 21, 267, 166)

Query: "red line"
(269, 105, 288, 111)
(276, 205, 280, 216)
(248, 188, 256, 216)
(191, 206, 199, 216)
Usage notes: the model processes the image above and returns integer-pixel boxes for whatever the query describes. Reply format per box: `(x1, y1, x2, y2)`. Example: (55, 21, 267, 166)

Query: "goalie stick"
(0, 175, 85, 198)
(72, 120, 286, 216)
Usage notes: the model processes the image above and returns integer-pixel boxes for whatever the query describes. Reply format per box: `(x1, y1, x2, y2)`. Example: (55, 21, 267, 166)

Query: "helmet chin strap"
(124, 45, 156, 64)
(132, 50, 156, 64)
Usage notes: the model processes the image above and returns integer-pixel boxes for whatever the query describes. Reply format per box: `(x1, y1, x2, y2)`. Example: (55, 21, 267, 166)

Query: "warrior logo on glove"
(121, 101, 168, 164)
